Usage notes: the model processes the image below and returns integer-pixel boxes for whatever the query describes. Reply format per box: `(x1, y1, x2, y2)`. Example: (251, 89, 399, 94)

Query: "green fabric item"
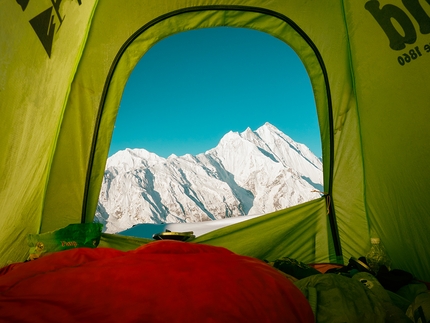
(352, 272, 392, 304)
(396, 282, 430, 303)
(272, 257, 322, 280)
(386, 290, 412, 314)
(307, 287, 318, 322)
(27, 223, 103, 260)
(1, 1, 429, 285)
(295, 274, 386, 323)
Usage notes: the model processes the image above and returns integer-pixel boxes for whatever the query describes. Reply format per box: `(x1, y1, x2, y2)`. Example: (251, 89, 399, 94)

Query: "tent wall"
(343, 1, 430, 280)
(193, 198, 334, 264)
(98, 198, 335, 265)
(0, 0, 98, 267)
(1, 0, 429, 281)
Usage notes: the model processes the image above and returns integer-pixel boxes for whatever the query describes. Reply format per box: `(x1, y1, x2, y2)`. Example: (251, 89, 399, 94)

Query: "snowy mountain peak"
(219, 130, 241, 143)
(261, 121, 280, 132)
(106, 148, 165, 172)
(96, 123, 323, 233)
(243, 126, 254, 135)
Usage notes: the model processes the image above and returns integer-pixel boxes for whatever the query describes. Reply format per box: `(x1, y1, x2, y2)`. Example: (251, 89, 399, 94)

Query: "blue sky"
(108, 27, 321, 158)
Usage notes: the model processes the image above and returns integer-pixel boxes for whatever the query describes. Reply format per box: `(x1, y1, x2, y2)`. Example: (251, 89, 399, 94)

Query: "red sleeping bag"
(0, 240, 314, 323)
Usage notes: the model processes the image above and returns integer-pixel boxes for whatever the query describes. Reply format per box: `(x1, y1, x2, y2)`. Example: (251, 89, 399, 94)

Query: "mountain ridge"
(96, 123, 323, 233)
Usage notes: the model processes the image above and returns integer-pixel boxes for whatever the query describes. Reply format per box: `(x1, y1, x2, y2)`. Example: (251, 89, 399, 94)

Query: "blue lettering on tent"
(16, 0, 83, 58)
(365, 0, 430, 50)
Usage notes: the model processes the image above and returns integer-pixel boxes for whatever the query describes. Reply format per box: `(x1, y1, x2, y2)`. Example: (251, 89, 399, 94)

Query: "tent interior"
(1, 1, 429, 322)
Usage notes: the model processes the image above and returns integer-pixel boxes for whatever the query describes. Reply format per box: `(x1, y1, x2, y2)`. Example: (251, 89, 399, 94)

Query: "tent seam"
(339, 0, 369, 239)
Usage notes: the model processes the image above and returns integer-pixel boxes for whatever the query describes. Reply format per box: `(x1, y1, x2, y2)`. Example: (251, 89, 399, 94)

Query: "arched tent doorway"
(42, 7, 348, 264)
(102, 26, 324, 234)
(90, 8, 334, 204)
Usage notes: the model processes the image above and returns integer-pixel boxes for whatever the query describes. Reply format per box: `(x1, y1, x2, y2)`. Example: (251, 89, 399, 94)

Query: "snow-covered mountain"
(95, 122, 323, 233)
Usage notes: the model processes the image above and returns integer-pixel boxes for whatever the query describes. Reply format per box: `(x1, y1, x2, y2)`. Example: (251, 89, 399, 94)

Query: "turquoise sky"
(108, 27, 321, 158)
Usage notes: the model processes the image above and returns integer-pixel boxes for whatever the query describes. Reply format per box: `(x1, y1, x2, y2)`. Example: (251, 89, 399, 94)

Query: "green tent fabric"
(1, 1, 429, 282)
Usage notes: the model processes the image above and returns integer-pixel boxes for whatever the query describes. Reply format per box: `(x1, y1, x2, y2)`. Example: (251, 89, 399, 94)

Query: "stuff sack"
(27, 223, 103, 260)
